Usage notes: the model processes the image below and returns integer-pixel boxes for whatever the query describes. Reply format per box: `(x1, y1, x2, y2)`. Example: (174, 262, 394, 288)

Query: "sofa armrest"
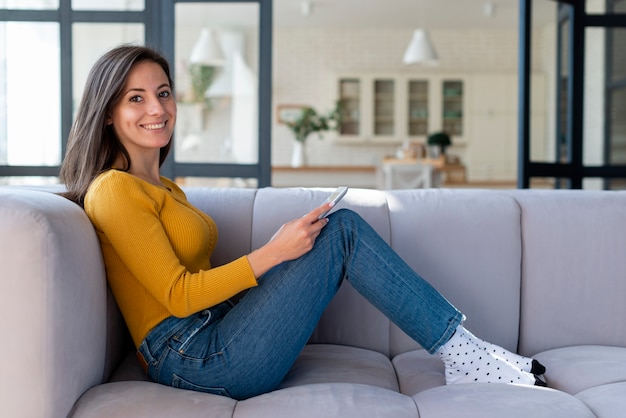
(0, 189, 107, 418)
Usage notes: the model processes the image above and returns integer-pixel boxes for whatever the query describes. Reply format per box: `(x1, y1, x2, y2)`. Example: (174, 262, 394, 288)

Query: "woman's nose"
(146, 97, 165, 115)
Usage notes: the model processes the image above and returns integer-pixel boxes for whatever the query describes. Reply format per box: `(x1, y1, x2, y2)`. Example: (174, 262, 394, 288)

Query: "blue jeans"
(137, 209, 463, 400)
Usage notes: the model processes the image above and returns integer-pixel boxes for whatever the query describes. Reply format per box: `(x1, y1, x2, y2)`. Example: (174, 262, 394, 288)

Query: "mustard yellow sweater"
(84, 170, 258, 348)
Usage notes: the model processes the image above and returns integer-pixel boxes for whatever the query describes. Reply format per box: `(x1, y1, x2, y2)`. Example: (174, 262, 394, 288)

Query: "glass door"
(161, 0, 271, 187)
(407, 80, 428, 136)
(338, 78, 360, 135)
(373, 79, 394, 136)
(442, 80, 463, 136)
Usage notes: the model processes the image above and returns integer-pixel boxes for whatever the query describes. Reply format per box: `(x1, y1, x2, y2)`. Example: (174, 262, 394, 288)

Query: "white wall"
(272, 27, 550, 181)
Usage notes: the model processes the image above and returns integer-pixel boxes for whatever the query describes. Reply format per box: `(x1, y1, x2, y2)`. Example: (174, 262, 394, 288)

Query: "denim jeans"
(137, 209, 463, 400)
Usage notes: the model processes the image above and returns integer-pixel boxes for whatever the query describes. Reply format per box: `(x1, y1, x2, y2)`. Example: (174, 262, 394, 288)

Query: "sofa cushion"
(576, 382, 626, 418)
(185, 187, 257, 267)
(251, 187, 396, 356)
(386, 189, 524, 357)
(69, 381, 237, 418)
(278, 344, 399, 391)
(412, 384, 595, 418)
(534, 345, 626, 395)
(511, 190, 626, 355)
(235, 383, 418, 418)
(392, 349, 446, 395)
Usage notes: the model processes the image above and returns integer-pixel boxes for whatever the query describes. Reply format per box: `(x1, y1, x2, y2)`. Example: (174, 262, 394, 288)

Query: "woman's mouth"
(143, 121, 166, 130)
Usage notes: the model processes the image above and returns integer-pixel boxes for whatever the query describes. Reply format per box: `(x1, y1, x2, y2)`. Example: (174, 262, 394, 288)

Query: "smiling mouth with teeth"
(143, 122, 166, 130)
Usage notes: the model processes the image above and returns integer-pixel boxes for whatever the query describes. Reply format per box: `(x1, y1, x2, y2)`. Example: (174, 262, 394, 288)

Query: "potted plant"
(285, 102, 342, 167)
(427, 131, 452, 158)
(188, 63, 217, 105)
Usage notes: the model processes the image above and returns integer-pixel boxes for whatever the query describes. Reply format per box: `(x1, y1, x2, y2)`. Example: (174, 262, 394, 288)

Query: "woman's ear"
(106, 115, 113, 125)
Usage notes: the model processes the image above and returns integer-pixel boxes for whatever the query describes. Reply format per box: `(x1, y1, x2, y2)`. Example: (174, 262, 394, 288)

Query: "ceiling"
(178, 1, 558, 31)
(273, 0, 557, 30)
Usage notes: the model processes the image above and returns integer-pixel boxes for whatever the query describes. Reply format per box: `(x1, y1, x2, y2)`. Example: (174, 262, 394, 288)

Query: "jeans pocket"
(169, 310, 213, 354)
(172, 373, 232, 398)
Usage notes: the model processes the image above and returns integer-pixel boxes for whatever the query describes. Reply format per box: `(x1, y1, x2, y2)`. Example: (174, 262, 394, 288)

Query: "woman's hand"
(246, 203, 332, 278)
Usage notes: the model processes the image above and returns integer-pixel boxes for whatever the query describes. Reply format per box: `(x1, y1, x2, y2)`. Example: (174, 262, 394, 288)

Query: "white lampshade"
(403, 29, 439, 65)
(189, 29, 225, 66)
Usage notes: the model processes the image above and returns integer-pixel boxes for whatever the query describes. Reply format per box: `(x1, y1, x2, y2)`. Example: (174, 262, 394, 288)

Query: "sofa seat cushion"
(279, 344, 399, 391)
(534, 345, 626, 395)
(576, 382, 626, 418)
(69, 381, 237, 418)
(392, 349, 445, 395)
(235, 383, 418, 418)
(412, 384, 595, 418)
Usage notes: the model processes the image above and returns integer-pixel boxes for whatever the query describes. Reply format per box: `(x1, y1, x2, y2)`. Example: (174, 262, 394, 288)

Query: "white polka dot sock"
(437, 326, 543, 386)
(454, 326, 546, 375)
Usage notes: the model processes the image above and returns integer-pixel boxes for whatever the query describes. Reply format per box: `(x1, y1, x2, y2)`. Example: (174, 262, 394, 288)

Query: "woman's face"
(107, 60, 176, 159)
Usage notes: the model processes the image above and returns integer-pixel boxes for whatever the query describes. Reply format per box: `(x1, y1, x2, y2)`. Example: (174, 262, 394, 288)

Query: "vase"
(428, 145, 441, 159)
(291, 141, 307, 167)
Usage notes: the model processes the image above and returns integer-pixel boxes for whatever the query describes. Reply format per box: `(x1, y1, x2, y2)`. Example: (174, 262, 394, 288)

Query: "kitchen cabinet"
(336, 73, 467, 145)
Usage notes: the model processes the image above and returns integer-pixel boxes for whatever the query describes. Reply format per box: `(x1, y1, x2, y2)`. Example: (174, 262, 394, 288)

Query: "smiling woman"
(105, 60, 177, 186)
(59, 45, 174, 206)
(57, 43, 546, 404)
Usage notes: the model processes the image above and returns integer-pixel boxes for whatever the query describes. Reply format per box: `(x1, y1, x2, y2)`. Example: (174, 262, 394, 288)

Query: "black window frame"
(0, 0, 272, 187)
(518, 0, 626, 189)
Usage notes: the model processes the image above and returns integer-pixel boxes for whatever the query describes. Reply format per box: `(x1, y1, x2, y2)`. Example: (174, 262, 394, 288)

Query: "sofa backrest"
(384, 189, 525, 357)
(511, 190, 626, 355)
(4, 186, 626, 418)
(189, 187, 526, 358)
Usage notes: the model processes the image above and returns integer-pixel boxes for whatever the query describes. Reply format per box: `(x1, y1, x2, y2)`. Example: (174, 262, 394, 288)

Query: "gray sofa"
(2, 186, 626, 418)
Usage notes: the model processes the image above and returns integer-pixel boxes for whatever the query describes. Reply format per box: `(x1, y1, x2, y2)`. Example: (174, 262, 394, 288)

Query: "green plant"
(189, 64, 216, 103)
(427, 131, 452, 154)
(286, 102, 342, 143)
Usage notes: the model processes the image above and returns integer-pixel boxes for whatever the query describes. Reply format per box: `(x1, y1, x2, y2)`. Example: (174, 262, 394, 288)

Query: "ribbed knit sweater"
(84, 170, 258, 348)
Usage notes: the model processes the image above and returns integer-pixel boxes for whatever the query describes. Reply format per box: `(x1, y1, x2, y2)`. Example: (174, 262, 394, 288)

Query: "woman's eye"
(129, 95, 142, 103)
(159, 90, 171, 98)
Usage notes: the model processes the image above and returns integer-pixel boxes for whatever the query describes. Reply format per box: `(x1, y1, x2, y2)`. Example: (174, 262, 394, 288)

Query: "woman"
(60, 45, 546, 400)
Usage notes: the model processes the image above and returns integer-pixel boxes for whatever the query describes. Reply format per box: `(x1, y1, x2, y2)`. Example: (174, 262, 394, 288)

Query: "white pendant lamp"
(189, 28, 225, 66)
(403, 29, 438, 65)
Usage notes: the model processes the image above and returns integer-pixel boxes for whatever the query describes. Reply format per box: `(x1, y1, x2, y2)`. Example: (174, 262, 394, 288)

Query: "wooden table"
(272, 165, 377, 188)
(382, 157, 467, 185)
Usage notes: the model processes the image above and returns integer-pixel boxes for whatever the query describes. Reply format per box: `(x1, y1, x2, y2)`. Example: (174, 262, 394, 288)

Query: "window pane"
(606, 179, 626, 190)
(339, 79, 360, 135)
(584, 27, 625, 168)
(0, 176, 60, 186)
(0, 0, 58, 9)
(174, 3, 259, 164)
(608, 86, 626, 164)
(609, 28, 626, 84)
(442, 80, 463, 136)
(587, 0, 626, 14)
(529, 0, 559, 163)
(72, 23, 144, 116)
(582, 178, 626, 191)
(71, 0, 143, 11)
(177, 177, 257, 188)
(0, 22, 60, 166)
(408, 80, 428, 136)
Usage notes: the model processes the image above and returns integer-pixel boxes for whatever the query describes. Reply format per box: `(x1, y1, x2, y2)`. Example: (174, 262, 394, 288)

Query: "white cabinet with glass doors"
(336, 74, 467, 145)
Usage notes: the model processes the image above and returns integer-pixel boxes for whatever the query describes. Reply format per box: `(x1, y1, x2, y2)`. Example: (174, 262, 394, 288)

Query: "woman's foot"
(457, 327, 546, 375)
(437, 326, 546, 386)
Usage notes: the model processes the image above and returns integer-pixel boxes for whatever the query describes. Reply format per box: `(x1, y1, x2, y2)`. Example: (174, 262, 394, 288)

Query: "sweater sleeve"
(85, 173, 258, 317)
